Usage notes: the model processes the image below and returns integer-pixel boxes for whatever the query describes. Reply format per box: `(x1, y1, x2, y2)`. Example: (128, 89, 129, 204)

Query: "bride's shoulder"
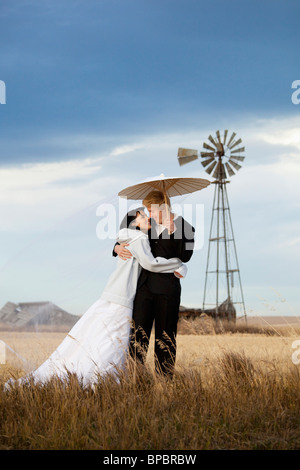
(117, 228, 147, 243)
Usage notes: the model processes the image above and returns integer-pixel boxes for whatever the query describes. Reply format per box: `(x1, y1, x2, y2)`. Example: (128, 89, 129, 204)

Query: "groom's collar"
(156, 213, 178, 236)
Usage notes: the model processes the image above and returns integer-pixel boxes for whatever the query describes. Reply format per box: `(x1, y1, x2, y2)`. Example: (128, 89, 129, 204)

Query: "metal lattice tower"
(177, 130, 247, 323)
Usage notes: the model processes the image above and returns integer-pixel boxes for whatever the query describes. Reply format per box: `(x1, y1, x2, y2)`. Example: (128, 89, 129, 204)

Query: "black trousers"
(129, 283, 181, 377)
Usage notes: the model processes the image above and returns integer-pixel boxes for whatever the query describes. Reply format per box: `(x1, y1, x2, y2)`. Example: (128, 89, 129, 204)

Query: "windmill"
(177, 130, 247, 322)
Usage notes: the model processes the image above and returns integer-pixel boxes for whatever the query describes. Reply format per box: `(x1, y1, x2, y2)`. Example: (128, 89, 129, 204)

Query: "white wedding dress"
(5, 228, 186, 389)
(14, 297, 132, 388)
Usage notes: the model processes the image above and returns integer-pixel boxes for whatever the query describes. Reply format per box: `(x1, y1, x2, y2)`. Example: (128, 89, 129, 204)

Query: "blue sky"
(0, 0, 300, 318)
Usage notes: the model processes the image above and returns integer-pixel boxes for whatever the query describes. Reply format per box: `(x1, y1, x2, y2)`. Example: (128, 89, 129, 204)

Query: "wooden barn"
(179, 298, 236, 322)
(0, 301, 79, 329)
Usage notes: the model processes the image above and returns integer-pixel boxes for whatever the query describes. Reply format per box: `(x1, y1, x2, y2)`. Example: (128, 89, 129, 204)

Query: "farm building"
(179, 298, 236, 321)
(0, 301, 79, 329)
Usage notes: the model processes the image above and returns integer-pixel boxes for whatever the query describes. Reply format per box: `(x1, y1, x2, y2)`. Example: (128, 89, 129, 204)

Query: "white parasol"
(118, 173, 211, 215)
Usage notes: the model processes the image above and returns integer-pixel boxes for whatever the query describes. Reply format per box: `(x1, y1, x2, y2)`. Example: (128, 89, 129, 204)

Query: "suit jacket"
(113, 216, 195, 296)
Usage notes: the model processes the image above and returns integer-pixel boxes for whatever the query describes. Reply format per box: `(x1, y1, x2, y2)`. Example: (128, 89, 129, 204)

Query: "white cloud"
(1, 114, 300, 243)
(0, 157, 103, 200)
(0, 155, 117, 232)
(286, 237, 300, 247)
(110, 144, 144, 156)
(258, 125, 300, 150)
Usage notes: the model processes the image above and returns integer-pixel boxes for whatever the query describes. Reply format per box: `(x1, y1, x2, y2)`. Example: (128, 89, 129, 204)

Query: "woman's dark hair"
(119, 207, 145, 230)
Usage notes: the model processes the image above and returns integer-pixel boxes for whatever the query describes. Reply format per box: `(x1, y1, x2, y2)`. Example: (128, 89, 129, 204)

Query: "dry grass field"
(0, 315, 299, 450)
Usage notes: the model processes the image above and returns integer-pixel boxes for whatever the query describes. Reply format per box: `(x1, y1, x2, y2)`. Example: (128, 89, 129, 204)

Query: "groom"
(113, 190, 195, 377)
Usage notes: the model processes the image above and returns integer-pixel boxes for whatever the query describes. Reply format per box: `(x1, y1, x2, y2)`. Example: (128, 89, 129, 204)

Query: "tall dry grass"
(0, 350, 299, 450)
(177, 315, 300, 336)
(1, 315, 300, 450)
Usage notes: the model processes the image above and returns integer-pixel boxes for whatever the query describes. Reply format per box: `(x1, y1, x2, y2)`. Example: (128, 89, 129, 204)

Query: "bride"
(5, 208, 186, 389)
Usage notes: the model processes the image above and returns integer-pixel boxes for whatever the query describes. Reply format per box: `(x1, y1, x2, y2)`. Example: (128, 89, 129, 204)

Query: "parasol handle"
(162, 181, 173, 234)
(161, 181, 170, 217)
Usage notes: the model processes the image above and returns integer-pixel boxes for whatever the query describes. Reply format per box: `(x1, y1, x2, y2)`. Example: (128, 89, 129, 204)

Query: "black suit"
(114, 216, 195, 377)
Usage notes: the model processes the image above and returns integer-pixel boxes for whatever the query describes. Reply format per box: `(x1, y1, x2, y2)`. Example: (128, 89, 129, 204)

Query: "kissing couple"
(5, 190, 195, 390)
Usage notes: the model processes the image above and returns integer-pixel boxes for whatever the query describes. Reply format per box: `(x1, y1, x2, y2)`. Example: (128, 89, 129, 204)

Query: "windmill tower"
(177, 130, 247, 323)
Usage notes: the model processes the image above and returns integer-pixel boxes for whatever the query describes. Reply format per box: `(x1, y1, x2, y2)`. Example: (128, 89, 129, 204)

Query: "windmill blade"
(220, 162, 227, 179)
(216, 130, 222, 144)
(228, 159, 242, 171)
(226, 132, 236, 148)
(205, 160, 217, 174)
(230, 155, 245, 162)
(216, 142, 224, 156)
(177, 155, 198, 166)
(200, 151, 215, 158)
(201, 157, 215, 167)
(177, 147, 198, 166)
(231, 146, 245, 154)
(212, 161, 226, 180)
(225, 162, 235, 177)
(223, 129, 228, 146)
(228, 138, 242, 150)
(208, 135, 218, 148)
(203, 142, 216, 152)
(212, 161, 221, 179)
(178, 147, 198, 158)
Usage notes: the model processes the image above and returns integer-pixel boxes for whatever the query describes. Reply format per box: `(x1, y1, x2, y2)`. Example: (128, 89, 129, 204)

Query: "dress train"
(5, 298, 132, 389)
